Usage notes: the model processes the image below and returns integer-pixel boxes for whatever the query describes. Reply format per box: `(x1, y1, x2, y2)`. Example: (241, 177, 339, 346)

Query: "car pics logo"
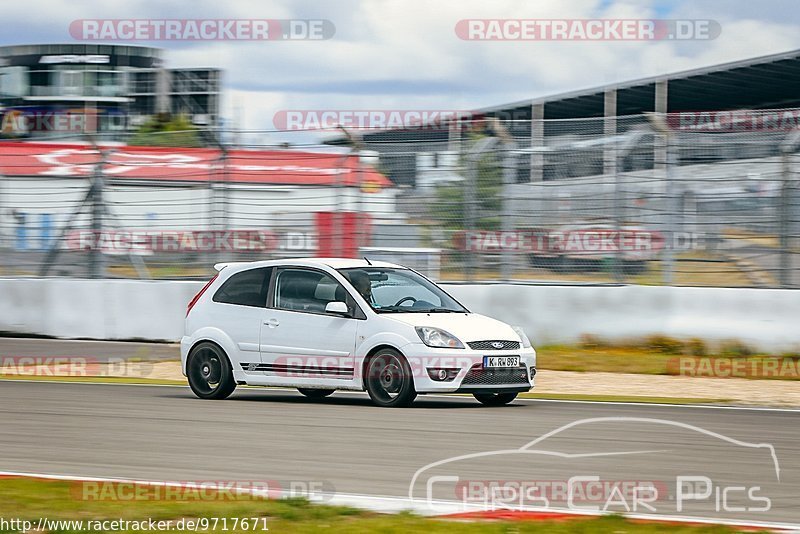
(69, 19, 335, 41)
(455, 19, 721, 41)
(408, 417, 779, 515)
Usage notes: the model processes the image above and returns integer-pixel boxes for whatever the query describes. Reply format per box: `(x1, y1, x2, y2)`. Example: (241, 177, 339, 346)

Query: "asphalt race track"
(1, 346, 799, 527)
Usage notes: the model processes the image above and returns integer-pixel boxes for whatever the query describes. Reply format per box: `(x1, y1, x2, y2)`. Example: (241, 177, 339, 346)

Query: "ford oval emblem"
(491, 341, 504, 349)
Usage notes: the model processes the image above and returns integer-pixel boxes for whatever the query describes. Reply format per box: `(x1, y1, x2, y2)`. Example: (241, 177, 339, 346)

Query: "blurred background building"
(0, 43, 221, 137)
(0, 47, 798, 287)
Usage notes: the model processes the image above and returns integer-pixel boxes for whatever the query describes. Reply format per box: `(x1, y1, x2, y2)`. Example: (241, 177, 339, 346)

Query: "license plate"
(483, 356, 520, 368)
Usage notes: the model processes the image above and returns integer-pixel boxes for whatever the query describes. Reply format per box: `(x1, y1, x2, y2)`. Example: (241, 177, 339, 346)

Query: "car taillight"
(186, 274, 218, 317)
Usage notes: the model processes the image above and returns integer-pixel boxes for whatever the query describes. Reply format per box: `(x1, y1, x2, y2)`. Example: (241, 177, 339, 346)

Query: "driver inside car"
(347, 270, 374, 304)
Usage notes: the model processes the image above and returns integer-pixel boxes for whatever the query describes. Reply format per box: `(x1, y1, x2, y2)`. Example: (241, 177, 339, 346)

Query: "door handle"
(264, 318, 279, 328)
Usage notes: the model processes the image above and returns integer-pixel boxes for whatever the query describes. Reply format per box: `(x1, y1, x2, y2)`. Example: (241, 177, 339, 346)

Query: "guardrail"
(1, 279, 797, 351)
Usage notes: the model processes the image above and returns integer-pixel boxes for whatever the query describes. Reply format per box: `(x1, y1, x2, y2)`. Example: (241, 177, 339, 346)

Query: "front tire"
(298, 388, 335, 399)
(187, 342, 236, 400)
(473, 392, 518, 406)
(365, 349, 417, 407)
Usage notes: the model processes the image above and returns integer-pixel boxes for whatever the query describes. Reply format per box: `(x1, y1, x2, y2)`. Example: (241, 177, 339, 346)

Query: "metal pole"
(778, 129, 800, 288)
(213, 147, 229, 267)
(645, 113, 677, 286)
(39, 191, 91, 277)
(612, 151, 624, 283)
(464, 136, 501, 281)
(464, 156, 476, 281)
(610, 127, 649, 283)
(663, 136, 676, 286)
(500, 147, 516, 281)
(0, 172, 5, 273)
(87, 152, 105, 279)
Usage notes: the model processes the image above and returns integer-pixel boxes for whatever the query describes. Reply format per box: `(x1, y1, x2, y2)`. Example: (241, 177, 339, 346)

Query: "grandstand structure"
(343, 49, 800, 186)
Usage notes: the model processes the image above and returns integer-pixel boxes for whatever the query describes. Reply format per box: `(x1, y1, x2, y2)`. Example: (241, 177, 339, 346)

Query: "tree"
(128, 113, 203, 148)
(434, 133, 502, 231)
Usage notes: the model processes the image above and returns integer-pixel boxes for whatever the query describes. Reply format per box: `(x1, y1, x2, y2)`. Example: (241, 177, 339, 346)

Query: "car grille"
(461, 364, 529, 386)
(467, 340, 521, 350)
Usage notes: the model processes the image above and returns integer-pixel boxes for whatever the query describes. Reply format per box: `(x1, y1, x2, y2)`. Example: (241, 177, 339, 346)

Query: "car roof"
(214, 257, 405, 272)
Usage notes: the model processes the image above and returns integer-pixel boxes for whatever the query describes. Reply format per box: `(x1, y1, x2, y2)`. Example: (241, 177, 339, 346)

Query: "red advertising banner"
(315, 212, 372, 258)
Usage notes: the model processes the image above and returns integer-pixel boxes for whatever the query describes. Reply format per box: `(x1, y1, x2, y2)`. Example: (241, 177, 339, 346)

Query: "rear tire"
(365, 349, 417, 407)
(473, 392, 518, 406)
(298, 388, 335, 399)
(187, 342, 236, 400)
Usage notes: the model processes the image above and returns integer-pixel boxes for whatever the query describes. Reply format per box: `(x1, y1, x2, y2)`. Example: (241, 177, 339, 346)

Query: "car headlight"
(512, 326, 532, 349)
(415, 327, 464, 349)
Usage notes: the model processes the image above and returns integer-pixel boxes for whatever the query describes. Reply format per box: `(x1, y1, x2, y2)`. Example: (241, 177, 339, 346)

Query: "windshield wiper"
(413, 308, 464, 313)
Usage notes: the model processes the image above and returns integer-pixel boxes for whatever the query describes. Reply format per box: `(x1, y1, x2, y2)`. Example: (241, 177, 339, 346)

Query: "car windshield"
(338, 267, 468, 313)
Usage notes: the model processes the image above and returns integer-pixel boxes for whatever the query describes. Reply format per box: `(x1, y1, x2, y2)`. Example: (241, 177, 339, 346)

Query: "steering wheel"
(394, 296, 417, 307)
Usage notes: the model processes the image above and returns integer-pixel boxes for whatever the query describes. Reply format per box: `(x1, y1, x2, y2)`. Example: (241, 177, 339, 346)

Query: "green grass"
(0, 478, 746, 533)
(0, 375, 186, 386)
(537, 340, 800, 380)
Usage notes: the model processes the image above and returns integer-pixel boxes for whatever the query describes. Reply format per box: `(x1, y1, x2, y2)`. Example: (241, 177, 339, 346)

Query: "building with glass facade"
(0, 44, 221, 137)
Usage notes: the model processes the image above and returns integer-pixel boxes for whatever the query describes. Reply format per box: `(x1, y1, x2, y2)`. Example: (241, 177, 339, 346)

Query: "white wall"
(0, 177, 400, 250)
(0, 279, 798, 351)
(0, 278, 200, 341)
(448, 284, 800, 351)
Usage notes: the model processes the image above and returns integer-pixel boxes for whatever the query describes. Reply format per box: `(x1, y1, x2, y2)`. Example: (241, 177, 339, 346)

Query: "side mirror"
(325, 301, 350, 316)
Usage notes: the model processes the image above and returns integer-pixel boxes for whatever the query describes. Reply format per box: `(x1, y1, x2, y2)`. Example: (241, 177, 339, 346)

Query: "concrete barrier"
(0, 278, 201, 342)
(0, 279, 798, 351)
(448, 284, 800, 351)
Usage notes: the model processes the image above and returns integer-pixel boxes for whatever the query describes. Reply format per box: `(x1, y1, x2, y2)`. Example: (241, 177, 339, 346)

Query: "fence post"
(645, 113, 676, 286)
(779, 130, 800, 288)
(87, 151, 106, 279)
(612, 127, 649, 283)
(500, 146, 516, 281)
(612, 151, 624, 283)
(662, 137, 677, 286)
(211, 151, 228, 266)
(464, 135, 500, 281)
(464, 153, 477, 281)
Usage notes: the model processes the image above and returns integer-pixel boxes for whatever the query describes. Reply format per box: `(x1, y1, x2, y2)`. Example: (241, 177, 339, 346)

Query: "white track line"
(0, 470, 798, 532)
(2, 378, 800, 412)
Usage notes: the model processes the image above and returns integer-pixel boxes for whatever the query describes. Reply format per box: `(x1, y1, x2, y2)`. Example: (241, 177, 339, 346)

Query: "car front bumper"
(400, 342, 536, 393)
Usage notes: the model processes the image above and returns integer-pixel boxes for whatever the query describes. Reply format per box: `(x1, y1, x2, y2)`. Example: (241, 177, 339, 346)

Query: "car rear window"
(212, 267, 271, 307)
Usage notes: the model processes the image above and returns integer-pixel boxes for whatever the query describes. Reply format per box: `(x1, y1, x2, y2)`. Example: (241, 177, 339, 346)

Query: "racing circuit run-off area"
(2, 0, 800, 533)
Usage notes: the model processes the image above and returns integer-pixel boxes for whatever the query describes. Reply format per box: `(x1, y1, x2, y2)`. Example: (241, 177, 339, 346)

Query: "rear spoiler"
(213, 262, 247, 272)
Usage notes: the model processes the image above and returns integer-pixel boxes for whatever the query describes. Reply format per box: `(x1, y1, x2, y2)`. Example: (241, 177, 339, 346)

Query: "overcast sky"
(2, 0, 799, 134)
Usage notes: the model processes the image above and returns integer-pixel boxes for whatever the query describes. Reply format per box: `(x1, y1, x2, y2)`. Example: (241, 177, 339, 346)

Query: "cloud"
(0, 0, 798, 131)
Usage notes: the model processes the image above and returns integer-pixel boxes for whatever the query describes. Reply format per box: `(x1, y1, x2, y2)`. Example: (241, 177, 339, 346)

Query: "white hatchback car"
(181, 258, 536, 407)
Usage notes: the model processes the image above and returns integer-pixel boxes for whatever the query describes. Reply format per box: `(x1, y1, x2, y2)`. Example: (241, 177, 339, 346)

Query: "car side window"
(213, 267, 271, 308)
(275, 268, 350, 314)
